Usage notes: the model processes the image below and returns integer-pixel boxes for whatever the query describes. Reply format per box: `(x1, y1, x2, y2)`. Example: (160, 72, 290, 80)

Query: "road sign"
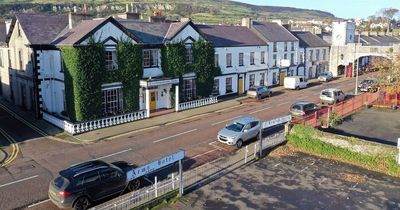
(262, 115, 292, 129)
(127, 150, 185, 181)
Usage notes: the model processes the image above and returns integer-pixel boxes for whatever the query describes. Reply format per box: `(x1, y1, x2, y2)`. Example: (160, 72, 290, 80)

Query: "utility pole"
(355, 31, 361, 95)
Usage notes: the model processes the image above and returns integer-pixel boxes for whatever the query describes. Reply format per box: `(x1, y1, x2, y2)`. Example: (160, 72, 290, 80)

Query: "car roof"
(321, 88, 341, 92)
(59, 160, 111, 178)
(291, 101, 314, 106)
(234, 117, 260, 124)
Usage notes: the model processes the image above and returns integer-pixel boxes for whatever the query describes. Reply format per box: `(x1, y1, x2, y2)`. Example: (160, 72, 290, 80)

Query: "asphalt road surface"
(0, 75, 371, 210)
(172, 148, 400, 210)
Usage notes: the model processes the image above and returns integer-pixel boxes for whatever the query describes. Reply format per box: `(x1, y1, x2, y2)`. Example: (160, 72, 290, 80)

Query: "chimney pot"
(241, 17, 252, 28)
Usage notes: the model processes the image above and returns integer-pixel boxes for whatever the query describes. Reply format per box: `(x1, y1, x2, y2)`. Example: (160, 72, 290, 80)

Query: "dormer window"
(105, 49, 118, 71)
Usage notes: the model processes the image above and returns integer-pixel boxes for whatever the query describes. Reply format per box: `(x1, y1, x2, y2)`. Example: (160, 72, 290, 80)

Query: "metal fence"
(91, 132, 285, 210)
(292, 92, 380, 127)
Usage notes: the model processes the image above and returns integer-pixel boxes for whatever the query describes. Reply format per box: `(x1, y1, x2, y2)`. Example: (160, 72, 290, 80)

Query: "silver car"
(247, 86, 272, 100)
(217, 117, 261, 148)
(318, 72, 333, 82)
(320, 88, 346, 104)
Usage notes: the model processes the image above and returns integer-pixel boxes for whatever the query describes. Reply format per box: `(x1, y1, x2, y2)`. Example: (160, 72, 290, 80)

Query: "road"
(0, 75, 367, 210)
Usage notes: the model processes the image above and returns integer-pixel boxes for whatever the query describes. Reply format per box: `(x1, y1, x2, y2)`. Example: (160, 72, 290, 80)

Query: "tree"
(370, 52, 400, 93)
(379, 8, 399, 33)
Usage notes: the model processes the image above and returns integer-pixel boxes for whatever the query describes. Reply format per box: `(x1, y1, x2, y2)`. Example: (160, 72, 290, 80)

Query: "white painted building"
(292, 31, 330, 79)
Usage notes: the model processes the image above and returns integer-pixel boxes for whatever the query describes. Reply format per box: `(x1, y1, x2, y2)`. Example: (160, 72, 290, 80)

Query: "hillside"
(0, 0, 335, 23)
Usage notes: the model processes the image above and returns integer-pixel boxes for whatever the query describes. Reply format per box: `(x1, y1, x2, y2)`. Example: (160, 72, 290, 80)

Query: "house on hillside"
(291, 31, 330, 79)
(197, 24, 268, 96)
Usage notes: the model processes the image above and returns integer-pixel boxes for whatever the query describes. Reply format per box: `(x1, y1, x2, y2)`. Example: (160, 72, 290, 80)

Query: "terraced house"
(0, 13, 331, 133)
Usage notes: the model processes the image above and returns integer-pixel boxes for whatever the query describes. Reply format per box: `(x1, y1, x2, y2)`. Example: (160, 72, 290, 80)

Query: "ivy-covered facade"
(38, 16, 218, 122)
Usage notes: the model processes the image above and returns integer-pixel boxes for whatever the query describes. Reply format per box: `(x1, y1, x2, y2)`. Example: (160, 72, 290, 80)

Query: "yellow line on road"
(0, 128, 19, 167)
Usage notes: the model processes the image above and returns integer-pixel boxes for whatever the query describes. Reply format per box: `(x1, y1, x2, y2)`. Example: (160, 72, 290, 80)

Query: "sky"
(237, 0, 400, 19)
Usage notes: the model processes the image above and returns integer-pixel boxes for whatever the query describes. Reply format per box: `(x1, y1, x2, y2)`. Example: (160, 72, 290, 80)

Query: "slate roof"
(53, 18, 107, 45)
(291, 31, 330, 48)
(196, 24, 266, 47)
(252, 21, 298, 42)
(118, 19, 171, 44)
(0, 21, 6, 46)
(360, 35, 400, 46)
(15, 13, 68, 45)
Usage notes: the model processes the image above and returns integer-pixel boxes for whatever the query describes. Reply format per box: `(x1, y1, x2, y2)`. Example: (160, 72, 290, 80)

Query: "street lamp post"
(355, 31, 361, 95)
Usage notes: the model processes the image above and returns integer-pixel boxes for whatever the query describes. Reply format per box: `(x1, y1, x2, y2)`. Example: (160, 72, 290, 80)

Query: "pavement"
(164, 146, 400, 210)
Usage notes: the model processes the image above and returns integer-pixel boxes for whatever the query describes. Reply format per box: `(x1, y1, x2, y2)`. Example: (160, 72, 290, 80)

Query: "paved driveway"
(169, 146, 400, 210)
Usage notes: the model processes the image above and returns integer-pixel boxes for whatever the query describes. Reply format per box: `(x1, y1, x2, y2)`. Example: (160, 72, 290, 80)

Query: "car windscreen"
(226, 122, 244, 132)
(54, 176, 70, 188)
(321, 91, 333, 97)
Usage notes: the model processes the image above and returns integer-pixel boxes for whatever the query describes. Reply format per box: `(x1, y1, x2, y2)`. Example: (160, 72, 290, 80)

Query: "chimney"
(68, 12, 73, 29)
(241, 17, 252, 28)
(5, 19, 11, 34)
(149, 10, 166, 23)
(69, 12, 92, 29)
(125, 3, 130, 13)
(180, 17, 191, 22)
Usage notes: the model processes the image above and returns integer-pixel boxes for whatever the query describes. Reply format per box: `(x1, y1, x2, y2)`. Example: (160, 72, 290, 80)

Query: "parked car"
(358, 78, 379, 92)
(289, 101, 320, 117)
(318, 72, 333, 82)
(284, 76, 309, 90)
(320, 88, 346, 104)
(49, 160, 142, 210)
(217, 117, 260, 148)
(247, 86, 272, 99)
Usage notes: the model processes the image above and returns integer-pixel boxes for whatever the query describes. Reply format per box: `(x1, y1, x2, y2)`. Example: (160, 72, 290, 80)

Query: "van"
(284, 76, 309, 90)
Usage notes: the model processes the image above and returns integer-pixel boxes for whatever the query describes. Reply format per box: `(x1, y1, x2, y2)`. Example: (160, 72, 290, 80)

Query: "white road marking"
(94, 148, 133, 160)
(300, 166, 308, 172)
(0, 175, 39, 189)
(215, 104, 245, 113)
(211, 116, 242, 126)
(277, 101, 289, 106)
(273, 163, 281, 168)
(249, 106, 272, 114)
(28, 199, 50, 208)
(189, 148, 218, 160)
(153, 129, 198, 143)
(209, 141, 229, 151)
(165, 114, 210, 125)
(107, 125, 160, 140)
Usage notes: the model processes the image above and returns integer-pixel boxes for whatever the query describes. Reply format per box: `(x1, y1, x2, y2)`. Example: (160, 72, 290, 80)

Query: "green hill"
(0, 0, 335, 23)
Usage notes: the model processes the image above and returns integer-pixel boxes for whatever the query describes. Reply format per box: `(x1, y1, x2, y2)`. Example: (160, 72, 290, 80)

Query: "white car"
(217, 117, 260, 148)
(284, 76, 309, 90)
(320, 88, 346, 104)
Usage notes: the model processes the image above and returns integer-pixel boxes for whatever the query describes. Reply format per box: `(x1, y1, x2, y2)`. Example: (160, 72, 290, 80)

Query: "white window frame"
(102, 84, 123, 116)
(183, 79, 196, 101)
(250, 52, 255, 65)
(226, 53, 232, 67)
(185, 44, 193, 64)
(105, 48, 118, 71)
(260, 73, 265, 86)
(214, 54, 219, 67)
(261, 51, 265, 64)
(143, 49, 158, 68)
(239, 52, 244, 66)
(226, 77, 232, 93)
(249, 74, 255, 87)
(212, 79, 219, 95)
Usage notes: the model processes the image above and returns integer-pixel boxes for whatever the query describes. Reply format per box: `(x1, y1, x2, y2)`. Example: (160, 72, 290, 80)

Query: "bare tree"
(379, 8, 399, 33)
(371, 51, 400, 93)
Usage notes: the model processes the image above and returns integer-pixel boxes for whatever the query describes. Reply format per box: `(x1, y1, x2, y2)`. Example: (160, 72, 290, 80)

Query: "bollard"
(254, 144, 257, 158)
(154, 176, 158, 197)
(397, 138, 400, 164)
(244, 145, 248, 163)
(172, 173, 175, 190)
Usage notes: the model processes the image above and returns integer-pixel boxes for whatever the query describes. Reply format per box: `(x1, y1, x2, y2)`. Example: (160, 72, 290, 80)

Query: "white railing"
(91, 176, 180, 210)
(43, 110, 148, 135)
(178, 96, 218, 111)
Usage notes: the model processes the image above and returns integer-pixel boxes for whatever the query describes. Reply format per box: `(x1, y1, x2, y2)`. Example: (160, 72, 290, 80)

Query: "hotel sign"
(140, 79, 180, 88)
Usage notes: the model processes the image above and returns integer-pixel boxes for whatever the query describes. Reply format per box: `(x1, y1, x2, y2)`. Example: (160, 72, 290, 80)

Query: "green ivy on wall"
(62, 38, 143, 122)
(161, 42, 187, 77)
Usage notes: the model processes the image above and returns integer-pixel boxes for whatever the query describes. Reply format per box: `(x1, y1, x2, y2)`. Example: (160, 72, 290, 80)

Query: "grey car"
(217, 117, 261, 148)
(247, 86, 272, 100)
(289, 101, 320, 117)
(318, 72, 333, 82)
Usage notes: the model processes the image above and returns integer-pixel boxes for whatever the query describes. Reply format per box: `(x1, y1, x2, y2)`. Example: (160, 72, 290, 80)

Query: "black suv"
(49, 160, 141, 210)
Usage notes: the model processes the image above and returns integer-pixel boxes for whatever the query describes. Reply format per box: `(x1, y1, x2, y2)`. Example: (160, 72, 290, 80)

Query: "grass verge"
(287, 125, 400, 177)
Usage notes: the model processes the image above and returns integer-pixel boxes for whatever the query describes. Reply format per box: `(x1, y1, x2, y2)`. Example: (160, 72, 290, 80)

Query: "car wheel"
(73, 196, 90, 210)
(256, 132, 261, 140)
(268, 92, 272, 97)
(127, 178, 142, 192)
(296, 86, 300, 90)
(236, 139, 243, 148)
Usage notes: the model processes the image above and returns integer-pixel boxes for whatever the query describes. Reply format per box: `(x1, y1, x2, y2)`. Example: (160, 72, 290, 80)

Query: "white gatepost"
(145, 89, 150, 118)
(175, 85, 179, 112)
(397, 138, 400, 164)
